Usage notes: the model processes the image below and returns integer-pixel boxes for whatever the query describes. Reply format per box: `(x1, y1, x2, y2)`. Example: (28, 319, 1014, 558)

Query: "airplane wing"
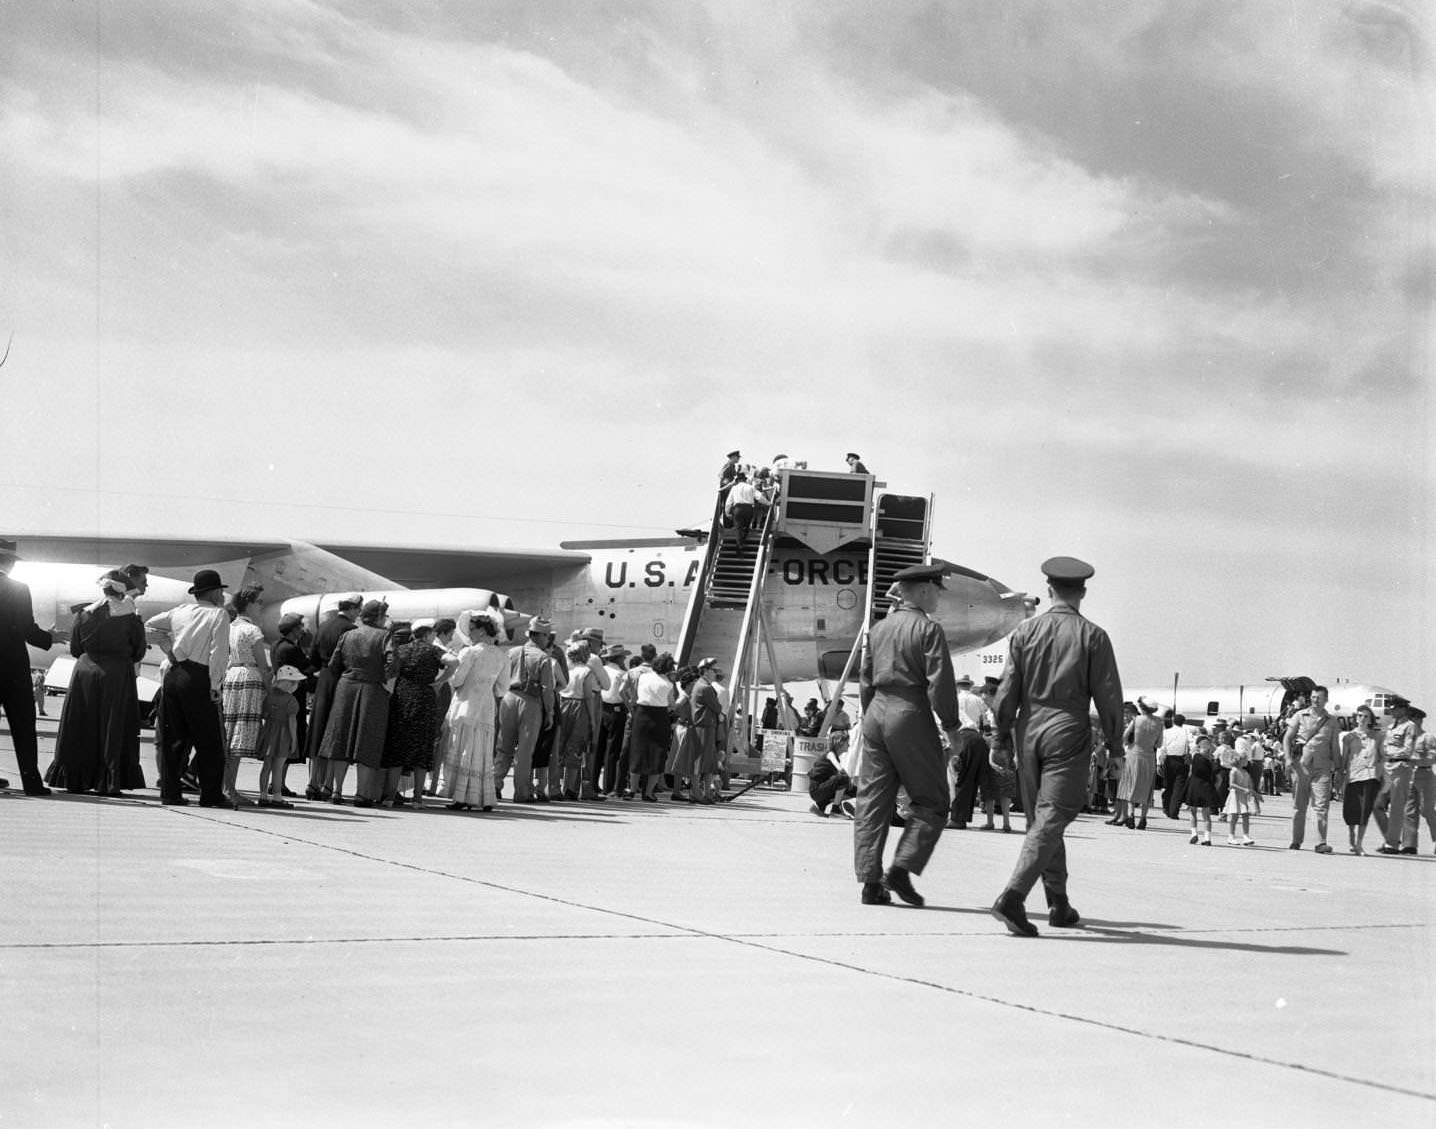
(11, 534, 591, 588)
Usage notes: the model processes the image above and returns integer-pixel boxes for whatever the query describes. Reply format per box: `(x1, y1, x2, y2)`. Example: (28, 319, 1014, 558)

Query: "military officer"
(854, 562, 964, 907)
(990, 557, 1123, 937)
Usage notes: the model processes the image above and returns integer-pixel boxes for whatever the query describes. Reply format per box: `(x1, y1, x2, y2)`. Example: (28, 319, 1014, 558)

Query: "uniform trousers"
(1403, 767, 1436, 849)
(853, 692, 948, 882)
(947, 728, 989, 825)
(1289, 764, 1333, 847)
(1005, 726, 1091, 904)
(494, 690, 544, 801)
(0, 670, 43, 790)
(159, 661, 226, 804)
(1373, 762, 1413, 847)
(595, 702, 628, 792)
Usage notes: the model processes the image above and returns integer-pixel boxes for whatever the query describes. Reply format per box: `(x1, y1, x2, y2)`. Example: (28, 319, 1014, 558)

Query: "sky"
(2, 1, 1432, 702)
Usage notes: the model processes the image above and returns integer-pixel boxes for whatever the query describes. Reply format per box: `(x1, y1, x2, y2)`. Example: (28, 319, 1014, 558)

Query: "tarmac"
(3, 717, 1434, 1129)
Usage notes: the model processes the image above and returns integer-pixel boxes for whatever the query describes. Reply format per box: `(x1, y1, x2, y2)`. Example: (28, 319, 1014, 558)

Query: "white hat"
(274, 665, 305, 684)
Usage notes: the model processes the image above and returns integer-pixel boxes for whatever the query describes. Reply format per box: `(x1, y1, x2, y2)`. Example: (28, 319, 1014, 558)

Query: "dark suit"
(0, 572, 54, 791)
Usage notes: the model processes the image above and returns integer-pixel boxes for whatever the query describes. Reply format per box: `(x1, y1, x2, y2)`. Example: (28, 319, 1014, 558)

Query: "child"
(982, 741, 1016, 832)
(1221, 748, 1258, 845)
(1185, 735, 1218, 845)
(255, 665, 302, 809)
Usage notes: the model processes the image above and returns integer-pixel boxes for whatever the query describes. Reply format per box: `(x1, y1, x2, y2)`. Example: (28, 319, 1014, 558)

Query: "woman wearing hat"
(438, 609, 507, 811)
(317, 600, 396, 805)
(382, 622, 454, 808)
(44, 568, 148, 796)
(1111, 696, 1163, 829)
(271, 612, 313, 790)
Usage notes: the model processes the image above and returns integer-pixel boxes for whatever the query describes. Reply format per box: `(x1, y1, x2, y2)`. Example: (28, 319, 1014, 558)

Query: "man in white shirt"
(1160, 711, 1191, 819)
(595, 644, 631, 795)
(947, 673, 990, 829)
(724, 473, 768, 550)
(145, 569, 233, 808)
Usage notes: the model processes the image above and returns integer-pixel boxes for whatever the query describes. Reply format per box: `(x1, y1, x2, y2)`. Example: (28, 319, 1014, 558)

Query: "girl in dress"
(222, 587, 271, 805)
(255, 665, 302, 808)
(1185, 734, 1218, 845)
(1221, 748, 1258, 845)
(981, 740, 1016, 832)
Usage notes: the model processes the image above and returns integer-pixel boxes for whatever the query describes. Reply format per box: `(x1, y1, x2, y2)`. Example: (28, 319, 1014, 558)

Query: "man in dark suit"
(0, 538, 55, 795)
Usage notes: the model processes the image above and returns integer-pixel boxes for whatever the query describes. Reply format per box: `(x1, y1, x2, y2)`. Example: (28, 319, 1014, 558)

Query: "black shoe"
(352, 797, 376, 808)
(1136, 817, 1147, 830)
(282, 787, 298, 798)
(1047, 899, 1081, 927)
(1377, 845, 1401, 854)
(809, 802, 828, 817)
(1399, 846, 1417, 855)
(305, 785, 323, 800)
(161, 796, 189, 806)
(23, 783, 52, 797)
(860, 882, 893, 906)
(991, 891, 1039, 937)
(883, 866, 925, 907)
(198, 797, 236, 809)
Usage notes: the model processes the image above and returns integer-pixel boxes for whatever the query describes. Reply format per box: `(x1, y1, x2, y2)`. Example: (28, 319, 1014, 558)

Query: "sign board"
(758, 729, 792, 773)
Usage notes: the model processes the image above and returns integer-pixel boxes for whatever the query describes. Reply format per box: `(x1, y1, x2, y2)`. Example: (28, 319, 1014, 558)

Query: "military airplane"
(13, 470, 1033, 709)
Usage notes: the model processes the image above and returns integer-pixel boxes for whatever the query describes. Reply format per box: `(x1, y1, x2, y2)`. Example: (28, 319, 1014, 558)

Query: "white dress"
(439, 642, 507, 807)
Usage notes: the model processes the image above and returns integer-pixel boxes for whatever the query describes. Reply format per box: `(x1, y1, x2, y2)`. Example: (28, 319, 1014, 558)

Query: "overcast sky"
(2, 1, 1432, 701)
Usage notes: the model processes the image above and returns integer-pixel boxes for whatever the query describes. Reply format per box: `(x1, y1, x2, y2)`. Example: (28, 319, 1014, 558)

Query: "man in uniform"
(0, 538, 55, 794)
(854, 562, 965, 907)
(845, 452, 869, 475)
(990, 557, 1123, 936)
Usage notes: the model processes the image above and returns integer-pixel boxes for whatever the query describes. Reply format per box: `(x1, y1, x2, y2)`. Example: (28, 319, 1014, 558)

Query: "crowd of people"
(4, 540, 1433, 866)
(6, 561, 744, 813)
(926, 679, 1436, 858)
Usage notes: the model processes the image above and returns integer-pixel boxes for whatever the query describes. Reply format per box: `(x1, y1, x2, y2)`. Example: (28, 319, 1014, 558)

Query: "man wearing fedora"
(145, 569, 234, 808)
(495, 615, 557, 802)
(990, 557, 1124, 936)
(0, 538, 55, 794)
(595, 642, 632, 795)
(946, 672, 990, 829)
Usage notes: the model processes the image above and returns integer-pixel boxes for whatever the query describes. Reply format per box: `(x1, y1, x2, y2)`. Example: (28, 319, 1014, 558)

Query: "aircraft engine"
(269, 588, 518, 641)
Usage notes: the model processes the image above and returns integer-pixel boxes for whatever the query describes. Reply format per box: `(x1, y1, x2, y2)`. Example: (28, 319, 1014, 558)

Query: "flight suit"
(994, 604, 1123, 905)
(853, 602, 960, 882)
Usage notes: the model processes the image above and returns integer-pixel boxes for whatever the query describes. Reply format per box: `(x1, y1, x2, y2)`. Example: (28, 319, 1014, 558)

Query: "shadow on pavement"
(1069, 925, 1345, 956)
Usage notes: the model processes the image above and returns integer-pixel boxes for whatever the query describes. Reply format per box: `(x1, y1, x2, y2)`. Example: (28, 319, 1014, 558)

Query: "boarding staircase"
(866, 493, 932, 623)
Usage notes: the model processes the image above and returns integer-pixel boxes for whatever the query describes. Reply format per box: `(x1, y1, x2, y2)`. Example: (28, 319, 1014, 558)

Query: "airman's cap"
(892, 563, 947, 588)
(955, 673, 974, 688)
(1410, 705, 1426, 721)
(726, 449, 741, 459)
(528, 615, 553, 635)
(1041, 556, 1094, 583)
(846, 452, 861, 460)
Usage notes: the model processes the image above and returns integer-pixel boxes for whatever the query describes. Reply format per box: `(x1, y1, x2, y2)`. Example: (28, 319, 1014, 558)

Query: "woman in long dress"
(221, 587, 272, 804)
(45, 569, 147, 795)
(318, 600, 395, 806)
(382, 623, 453, 808)
(1113, 695, 1163, 829)
(439, 610, 507, 811)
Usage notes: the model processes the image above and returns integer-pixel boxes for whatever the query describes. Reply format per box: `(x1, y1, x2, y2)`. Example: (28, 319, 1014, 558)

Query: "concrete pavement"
(3, 719, 1434, 1128)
